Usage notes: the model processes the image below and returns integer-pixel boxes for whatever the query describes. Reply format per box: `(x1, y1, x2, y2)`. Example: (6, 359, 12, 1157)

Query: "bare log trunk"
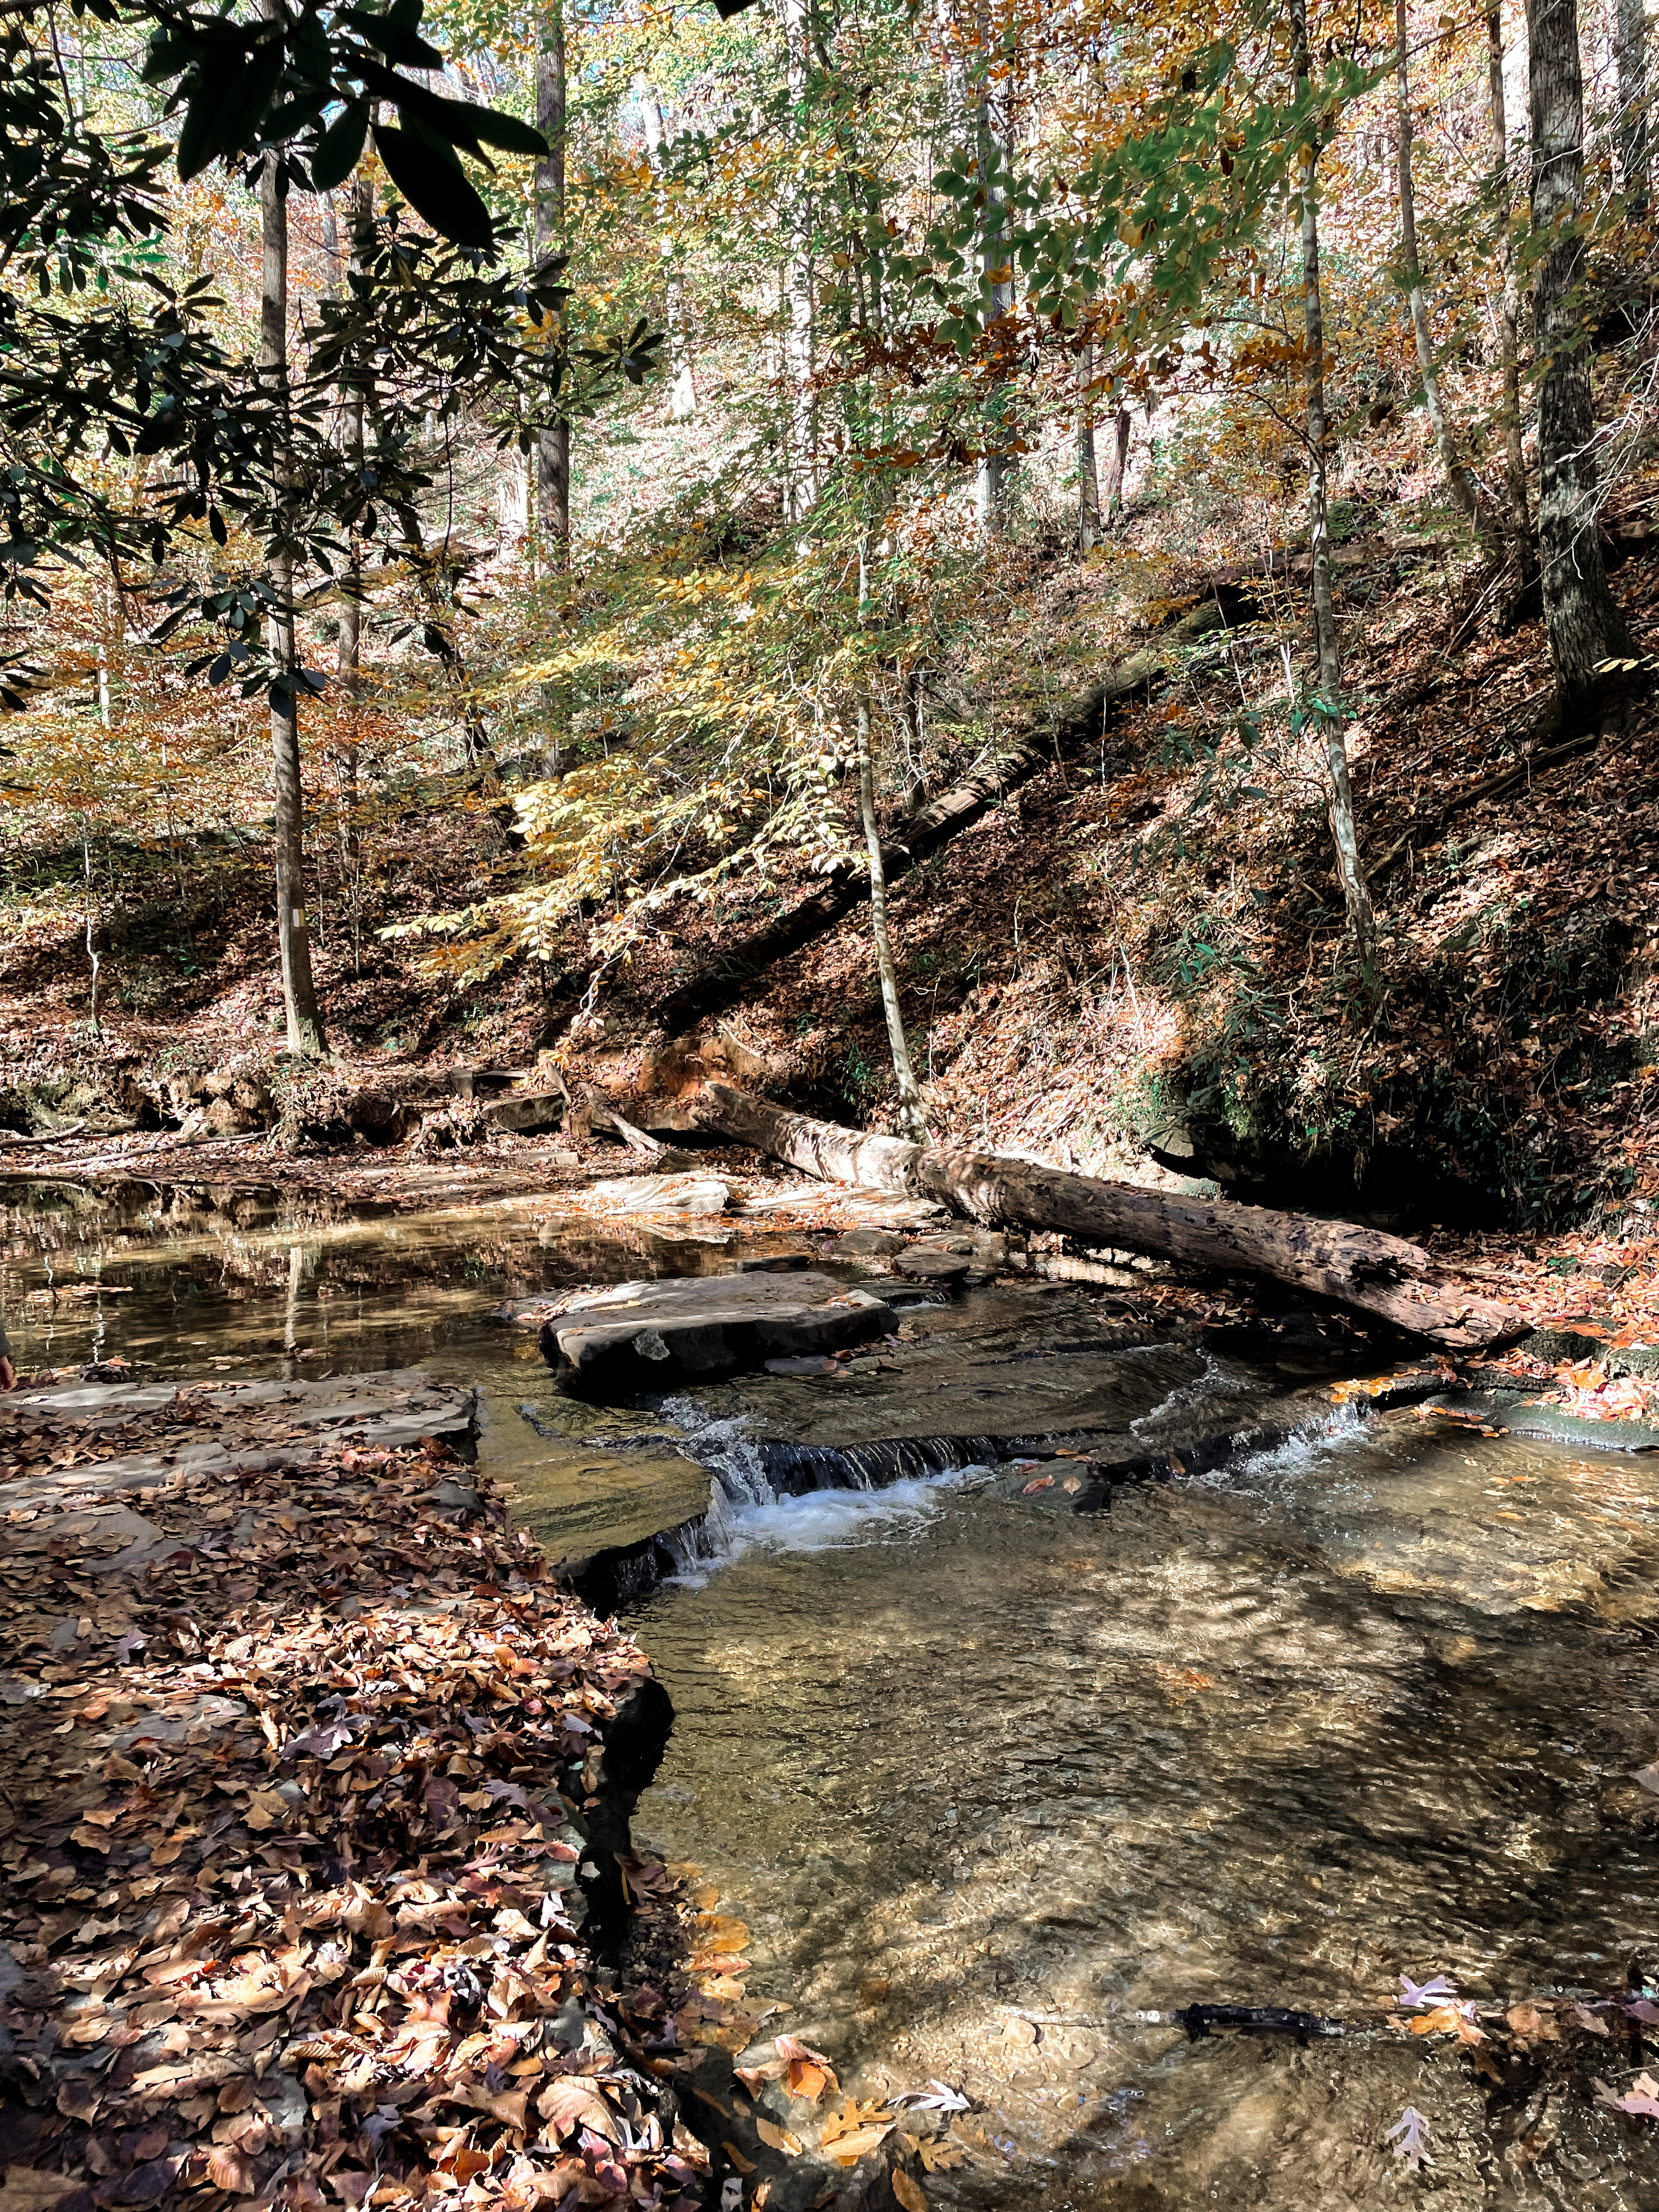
(535, 5, 571, 569)
(692, 1082, 1526, 1351)
(1487, 8, 1539, 613)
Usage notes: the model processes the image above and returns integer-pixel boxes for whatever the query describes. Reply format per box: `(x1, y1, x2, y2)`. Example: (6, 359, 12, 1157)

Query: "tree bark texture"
(260, 143, 326, 1059)
(535, 6, 571, 565)
(691, 1083, 1527, 1350)
(1100, 404, 1131, 521)
(650, 595, 1246, 1037)
(1526, 0, 1635, 713)
(1486, 9, 1539, 607)
(1291, 0, 1376, 966)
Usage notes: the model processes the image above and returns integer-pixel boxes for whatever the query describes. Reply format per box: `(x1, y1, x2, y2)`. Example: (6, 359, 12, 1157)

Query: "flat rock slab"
(539, 1272, 893, 1388)
(700, 1288, 1361, 1489)
(1425, 1388, 1659, 1451)
(585, 1173, 731, 1217)
(0, 1368, 478, 1509)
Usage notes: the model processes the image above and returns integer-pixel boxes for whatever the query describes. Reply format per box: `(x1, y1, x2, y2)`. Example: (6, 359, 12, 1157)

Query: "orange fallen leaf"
(891, 2172, 927, 2212)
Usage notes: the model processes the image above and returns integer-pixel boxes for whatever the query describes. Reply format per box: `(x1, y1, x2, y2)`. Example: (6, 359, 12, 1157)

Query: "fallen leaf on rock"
(777, 2033, 839, 2101)
(891, 2173, 927, 2212)
(754, 2118, 803, 2155)
(1575, 2006, 1611, 2035)
(721, 2141, 757, 2174)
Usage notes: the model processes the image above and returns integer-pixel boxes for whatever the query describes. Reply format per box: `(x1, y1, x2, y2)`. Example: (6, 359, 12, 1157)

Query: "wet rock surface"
(697, 1286, 1363, 1491)
(538, 1271, 894, 1387)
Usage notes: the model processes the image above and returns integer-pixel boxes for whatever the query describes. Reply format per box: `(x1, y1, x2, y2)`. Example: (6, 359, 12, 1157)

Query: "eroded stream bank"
(3, 1184, 1658, 2208)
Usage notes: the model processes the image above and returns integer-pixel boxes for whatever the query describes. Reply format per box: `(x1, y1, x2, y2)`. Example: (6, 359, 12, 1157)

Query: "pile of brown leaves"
(0, 1435, 714, 2212)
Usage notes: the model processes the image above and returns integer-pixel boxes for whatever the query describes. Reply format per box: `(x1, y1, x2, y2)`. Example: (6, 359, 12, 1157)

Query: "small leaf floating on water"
(1397, 1972, 1456, 2009)
(777, 2031, 840, 2101)
(1384, 2106, 1433, 2169)
(1594, 2072, 1659, 2118)
(889, 2080, 972, 2112)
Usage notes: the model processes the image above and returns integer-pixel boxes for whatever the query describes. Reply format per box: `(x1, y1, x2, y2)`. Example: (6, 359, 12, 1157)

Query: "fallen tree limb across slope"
(652, 594, 1251, 1036)
(692, 1082, 1527, 1351)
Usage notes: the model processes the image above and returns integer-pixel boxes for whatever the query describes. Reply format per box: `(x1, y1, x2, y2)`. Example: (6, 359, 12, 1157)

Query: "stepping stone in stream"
(893, 1248, 972, 1283)
(538, 1272, 893, 1388)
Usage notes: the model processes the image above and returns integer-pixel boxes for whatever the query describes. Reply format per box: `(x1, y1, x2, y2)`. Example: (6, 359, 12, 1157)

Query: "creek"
(4, 1182, 1657, 2209)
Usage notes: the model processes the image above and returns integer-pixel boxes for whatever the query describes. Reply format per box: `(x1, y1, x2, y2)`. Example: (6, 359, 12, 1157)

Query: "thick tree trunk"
(1291, 0, 1375, 967)
(650, 595, 1243, 1037)
(691, 1083, 1526, 1350)
(1486, 8, 1541, 616)
(1526, 0, 1635, 716)
(535, 6, 571, 567)
(261, 143, 326, 1059)
(1395, 0, 1498, 551)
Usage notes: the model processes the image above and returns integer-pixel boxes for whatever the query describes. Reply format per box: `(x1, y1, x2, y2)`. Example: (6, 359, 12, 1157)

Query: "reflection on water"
(631, 1417, 1659, 2209)
(0, 1181, 740, 1534)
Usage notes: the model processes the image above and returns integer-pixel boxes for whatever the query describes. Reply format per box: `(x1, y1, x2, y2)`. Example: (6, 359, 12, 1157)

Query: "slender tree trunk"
(1291, 0, 1375, 967)
(535, 4, 570, 567)
(780, 0, 817, 522)
(1617, 0, 1649, 214)
(1486, 7, 1539, 612)
(260, 141, 326, 1058)
(855, 535, 927, 1142)
(1525, 0, 1635, 718)
(1077, 341, 1100, 551)
(639, 86, 697, 418)
(1100, 404, 1131, 520)
(974, 31, 1012, 539)
(1396, 0, 1496, 549)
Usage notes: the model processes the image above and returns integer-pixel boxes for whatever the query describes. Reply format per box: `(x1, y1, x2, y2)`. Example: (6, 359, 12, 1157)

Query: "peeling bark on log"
(652, 596, 1252, 1036)
(692, 1082, 1527, 1351)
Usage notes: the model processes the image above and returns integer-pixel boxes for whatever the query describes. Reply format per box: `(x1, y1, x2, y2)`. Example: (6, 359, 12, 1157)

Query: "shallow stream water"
(6, 1182, 1658, 2209)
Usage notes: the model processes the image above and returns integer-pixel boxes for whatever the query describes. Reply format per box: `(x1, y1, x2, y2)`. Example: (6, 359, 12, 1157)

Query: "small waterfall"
(660, 1395, 777, 1509)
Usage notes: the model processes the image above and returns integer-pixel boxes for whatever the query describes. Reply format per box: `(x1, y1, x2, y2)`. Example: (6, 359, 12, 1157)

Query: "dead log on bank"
(691, 1082, 1526, 1351)
(652, 595, 1252, 1037)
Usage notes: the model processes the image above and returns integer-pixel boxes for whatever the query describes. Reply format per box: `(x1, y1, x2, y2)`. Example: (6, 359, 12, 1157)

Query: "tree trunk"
(1291, 0, 1375, 968)
(1486, 7, 1540, 616)
(261, 141, 326, 1059)
(1617, 0, 1649, 215)
(1395, 0, 1497, 548)
(535, 4, 571, 567)
(854, 589, 927, 1141)
(1077, 341, 1100, 551)
(639, 86, 697, 419)
(781, 0, 816, 522)
(974, 30, 1012, 539)
(1526, 0, 1635, 718)
(1099, 404, 1131, 521)
(691, 1082, 1526, 1350)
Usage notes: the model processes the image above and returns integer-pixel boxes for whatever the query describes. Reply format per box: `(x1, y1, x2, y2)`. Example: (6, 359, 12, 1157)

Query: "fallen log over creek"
(691, 1081, 1528, 1351)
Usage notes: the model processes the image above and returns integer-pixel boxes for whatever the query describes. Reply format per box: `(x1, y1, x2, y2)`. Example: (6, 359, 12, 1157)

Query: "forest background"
(2, 0, 1657, 1240)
